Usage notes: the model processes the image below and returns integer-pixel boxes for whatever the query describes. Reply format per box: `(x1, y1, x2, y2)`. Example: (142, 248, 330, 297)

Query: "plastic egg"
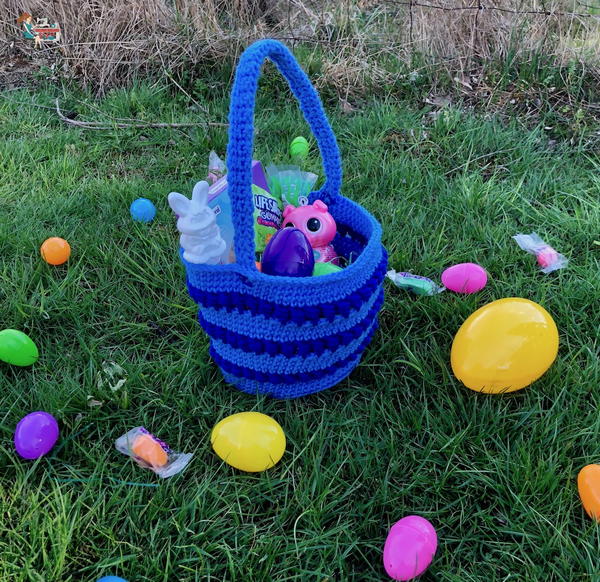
(313, 262, 343, 276)
(578, 464, 600, 521)
(130, 198, 156, 222)
(97, 577, 128, 582)
(261, 227, 314, 277)
(383, 515, 437, 581)
(14, 411, 59, 459)
(211, 412, 286, 472)
(290, 136, 309, 161)
(451, 298, 558, 393)
(0, 329, 39, 366)
(131, 433, 168, 467)
(441, 262, 487, 294)
(40, 237, 71, 265)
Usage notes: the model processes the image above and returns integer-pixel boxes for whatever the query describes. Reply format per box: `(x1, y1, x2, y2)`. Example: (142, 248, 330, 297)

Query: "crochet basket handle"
(226, 39, 343, 270)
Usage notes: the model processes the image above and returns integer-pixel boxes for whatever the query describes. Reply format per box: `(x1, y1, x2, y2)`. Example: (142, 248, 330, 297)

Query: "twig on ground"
(0, 95, 57, 109)
(55, 99, 226, 130)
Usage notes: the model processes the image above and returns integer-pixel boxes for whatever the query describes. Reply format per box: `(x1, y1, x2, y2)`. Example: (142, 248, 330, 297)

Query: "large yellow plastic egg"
(451, 298, 558, 394)
(211, 412, 286, 472)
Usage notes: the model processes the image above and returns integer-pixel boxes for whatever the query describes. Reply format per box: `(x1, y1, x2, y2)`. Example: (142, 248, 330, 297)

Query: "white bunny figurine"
(168, 181, 227, 264)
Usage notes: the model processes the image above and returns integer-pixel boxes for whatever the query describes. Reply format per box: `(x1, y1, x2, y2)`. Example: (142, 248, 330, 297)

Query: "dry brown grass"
(0, 0, 599, 95)
(0, 0, 278, 90)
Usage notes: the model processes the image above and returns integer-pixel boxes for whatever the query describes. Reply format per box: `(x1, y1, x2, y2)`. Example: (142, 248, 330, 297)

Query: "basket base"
(220, 354, 362, 399)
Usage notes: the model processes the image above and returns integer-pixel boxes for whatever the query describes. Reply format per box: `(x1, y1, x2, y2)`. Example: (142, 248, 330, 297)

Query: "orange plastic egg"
(40, 237, 71, 265)
(131, 433, 168, 467)
(578, 464, 600, 521)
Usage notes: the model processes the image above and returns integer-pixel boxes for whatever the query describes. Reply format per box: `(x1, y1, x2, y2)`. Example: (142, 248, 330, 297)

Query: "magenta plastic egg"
(441, 262, 487, 294)
(14, 411, 59, 460)
(383, 515, 437, 581)
(261, 227, 314, 277)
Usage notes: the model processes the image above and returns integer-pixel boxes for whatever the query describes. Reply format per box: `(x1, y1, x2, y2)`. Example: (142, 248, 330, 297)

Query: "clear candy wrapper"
(386, 270, 444, 296)
(115, 427, 193, 478)
(512, 232, 568, 274)
(207, 151, 226, 184)
(266, 165, 318, 207)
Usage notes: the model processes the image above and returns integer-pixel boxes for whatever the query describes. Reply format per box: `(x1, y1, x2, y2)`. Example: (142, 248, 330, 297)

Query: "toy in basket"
(168, 181, 226, 264)
(176, 39, 387, 398)
(283, 200, 338, 264)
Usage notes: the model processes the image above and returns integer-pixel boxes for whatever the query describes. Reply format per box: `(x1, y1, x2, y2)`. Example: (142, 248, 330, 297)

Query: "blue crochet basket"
(182, 39, 387, 399)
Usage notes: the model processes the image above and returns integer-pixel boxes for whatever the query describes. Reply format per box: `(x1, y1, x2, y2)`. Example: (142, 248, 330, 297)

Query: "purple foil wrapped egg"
(261, 227, 315, 277)
(14, 411, 59, 460)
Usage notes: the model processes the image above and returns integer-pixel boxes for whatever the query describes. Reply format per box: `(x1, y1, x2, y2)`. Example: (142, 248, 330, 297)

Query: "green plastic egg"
(290, 136, 309, 162)
(0, 329, 39, 366)
(313, 262, 343, 276)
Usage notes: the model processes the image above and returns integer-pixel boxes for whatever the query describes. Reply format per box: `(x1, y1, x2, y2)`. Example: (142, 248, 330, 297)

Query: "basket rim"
(182, 195, 383, 288)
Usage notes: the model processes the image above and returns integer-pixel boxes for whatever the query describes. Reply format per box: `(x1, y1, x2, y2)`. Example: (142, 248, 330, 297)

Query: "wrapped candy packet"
(207, 160, 281, 256)
(207, 151, 226, 184)
(512, 232, 568, 274)
(266, 165, 318, 207)
(386, 270, 445, 296)
(115, 427, 193, 478)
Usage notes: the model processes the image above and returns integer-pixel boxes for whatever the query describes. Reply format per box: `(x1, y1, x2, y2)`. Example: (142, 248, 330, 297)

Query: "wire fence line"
(1, 0, 599, 92)
(353, 0, 600, 73)
(380, 0, 600, 18)
(373, 0, 600, 49)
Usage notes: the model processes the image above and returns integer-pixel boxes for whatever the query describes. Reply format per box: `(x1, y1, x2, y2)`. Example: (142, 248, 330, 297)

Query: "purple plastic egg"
(441, 262, 487, 294)
(14, 411, 59, 460)
(383, 515, 437, 581)
(261, 227, 315, 277)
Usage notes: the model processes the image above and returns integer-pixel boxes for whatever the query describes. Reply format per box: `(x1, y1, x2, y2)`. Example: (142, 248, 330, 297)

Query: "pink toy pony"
(283, 200, 338, 263)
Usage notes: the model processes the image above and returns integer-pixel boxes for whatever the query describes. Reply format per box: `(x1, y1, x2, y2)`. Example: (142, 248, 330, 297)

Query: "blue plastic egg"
(130, 198, 156, 222)
(97, 577, 128, 582)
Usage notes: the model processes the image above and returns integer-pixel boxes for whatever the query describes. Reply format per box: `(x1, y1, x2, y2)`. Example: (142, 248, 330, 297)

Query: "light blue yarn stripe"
(210, 318, 378, 375)
(221, 355, 362, 399)
(200, 287, 382, 341)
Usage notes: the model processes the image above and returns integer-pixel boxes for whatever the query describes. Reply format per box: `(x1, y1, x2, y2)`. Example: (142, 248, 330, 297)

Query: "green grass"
(0, 81, 599, 582)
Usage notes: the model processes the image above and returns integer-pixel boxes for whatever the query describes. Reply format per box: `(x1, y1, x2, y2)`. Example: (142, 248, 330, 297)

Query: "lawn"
(0, 80, 599, 581)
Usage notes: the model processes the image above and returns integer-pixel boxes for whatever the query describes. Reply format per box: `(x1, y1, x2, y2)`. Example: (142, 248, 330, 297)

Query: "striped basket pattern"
(181, 39, 387, 398)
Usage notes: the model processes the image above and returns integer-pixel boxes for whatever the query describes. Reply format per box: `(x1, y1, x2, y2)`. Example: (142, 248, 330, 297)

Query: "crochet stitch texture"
(181, 39, 387, 398)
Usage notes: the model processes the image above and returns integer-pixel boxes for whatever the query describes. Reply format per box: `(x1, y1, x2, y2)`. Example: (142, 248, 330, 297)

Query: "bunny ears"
(168, 181, 210, 216)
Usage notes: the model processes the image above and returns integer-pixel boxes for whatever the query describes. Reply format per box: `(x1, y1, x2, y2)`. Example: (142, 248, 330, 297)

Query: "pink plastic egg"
(441, 262, 487, 294)
(383, 515, 437, 581)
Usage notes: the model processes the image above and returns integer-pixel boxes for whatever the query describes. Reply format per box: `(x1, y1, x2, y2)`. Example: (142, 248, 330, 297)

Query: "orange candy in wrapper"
(115, 427, 193, 478)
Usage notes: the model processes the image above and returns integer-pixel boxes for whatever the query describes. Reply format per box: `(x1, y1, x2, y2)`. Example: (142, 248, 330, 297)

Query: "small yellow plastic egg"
(211, 412, 286, 472)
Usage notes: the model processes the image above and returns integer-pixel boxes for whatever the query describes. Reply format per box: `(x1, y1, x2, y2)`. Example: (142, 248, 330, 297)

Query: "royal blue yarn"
(178, 39, 386, 398)
(221, 357, 362, 399)
(199, 279, 383, 344)
(199, 290, 384, 358)
(211, 316, 377, 377)
(186, 250, 387, 324)
(209, 323, 377, 385)
(227, 40, 343, 269)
